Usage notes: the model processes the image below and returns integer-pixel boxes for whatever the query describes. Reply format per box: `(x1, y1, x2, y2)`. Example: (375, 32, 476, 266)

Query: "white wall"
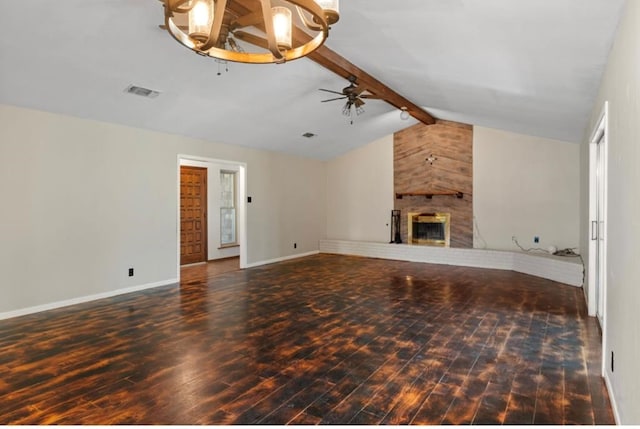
(474, 127, 580, 251)
(180, 159, 240, 261)
(581, 0, 640, 423)
(326, 135, 394, 242)
(0, 104, 326, 315)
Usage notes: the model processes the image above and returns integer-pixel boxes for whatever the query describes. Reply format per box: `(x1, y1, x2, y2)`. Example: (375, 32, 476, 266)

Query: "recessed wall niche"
(394, 120, 473, 248)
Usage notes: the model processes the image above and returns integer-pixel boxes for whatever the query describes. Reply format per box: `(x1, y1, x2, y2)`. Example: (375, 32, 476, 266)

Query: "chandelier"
(161, 0, 339, 64)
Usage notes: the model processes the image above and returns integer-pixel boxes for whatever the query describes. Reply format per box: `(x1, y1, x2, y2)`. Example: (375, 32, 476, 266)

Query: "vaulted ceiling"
(0, 0, 626, 160)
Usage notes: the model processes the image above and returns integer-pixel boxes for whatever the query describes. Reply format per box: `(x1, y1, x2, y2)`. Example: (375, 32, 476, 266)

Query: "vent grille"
(124, 85, 161, 98)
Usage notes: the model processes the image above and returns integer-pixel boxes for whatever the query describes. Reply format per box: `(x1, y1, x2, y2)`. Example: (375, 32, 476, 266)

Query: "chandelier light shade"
(314, 0, 339, 25)
(188, 0, 214, 42)
(162, 0, 340, 64)
(272, 6, 292, 50)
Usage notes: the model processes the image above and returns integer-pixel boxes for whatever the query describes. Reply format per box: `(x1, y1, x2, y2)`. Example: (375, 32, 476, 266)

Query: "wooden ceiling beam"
(222, 0, 436, 125)
(305, 43, 436, 125)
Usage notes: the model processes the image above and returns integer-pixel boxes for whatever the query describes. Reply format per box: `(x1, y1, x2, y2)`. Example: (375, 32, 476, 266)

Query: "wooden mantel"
(395, 191, 464, 199)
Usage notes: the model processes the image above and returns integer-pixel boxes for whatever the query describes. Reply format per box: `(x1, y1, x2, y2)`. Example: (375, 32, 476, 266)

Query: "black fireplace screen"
(412, 221, 445, 241)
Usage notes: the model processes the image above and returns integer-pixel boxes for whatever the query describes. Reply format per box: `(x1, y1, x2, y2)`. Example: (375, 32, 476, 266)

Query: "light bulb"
(188, 0, 214, 43)
(400, 107, 410, 120)
(272, 7, 292, 50)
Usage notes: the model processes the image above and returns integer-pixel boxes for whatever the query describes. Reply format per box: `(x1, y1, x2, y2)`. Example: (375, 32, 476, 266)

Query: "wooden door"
(180, 166, 207, 265)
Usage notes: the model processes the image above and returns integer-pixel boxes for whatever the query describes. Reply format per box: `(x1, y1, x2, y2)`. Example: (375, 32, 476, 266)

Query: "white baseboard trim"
(244, 250, 320, 269)
(0, 278, 178, 321)
(604, 371, 621, 424)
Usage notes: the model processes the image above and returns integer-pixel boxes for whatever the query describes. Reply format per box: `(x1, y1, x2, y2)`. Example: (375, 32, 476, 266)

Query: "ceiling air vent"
(124, 84, 161, 98)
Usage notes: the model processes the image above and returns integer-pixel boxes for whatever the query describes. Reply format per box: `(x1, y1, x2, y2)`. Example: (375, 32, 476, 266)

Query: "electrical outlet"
(128, 268, 134, 277)
(534, 236, 540, 243)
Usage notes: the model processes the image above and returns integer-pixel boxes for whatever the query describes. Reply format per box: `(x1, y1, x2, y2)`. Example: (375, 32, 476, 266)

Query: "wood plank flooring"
(0, 254, 613, 424)
(182, 256, 240, 281)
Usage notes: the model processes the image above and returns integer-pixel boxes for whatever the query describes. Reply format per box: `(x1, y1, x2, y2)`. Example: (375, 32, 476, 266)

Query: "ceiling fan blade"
(319, 88, 345, 96)
(359, 94, 380, 99)
(321, 96, 347, 103)
(355, 98, 365, 108)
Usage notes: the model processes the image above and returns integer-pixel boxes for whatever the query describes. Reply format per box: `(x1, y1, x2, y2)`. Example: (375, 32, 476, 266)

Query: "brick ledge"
(319, 240, 583, 287)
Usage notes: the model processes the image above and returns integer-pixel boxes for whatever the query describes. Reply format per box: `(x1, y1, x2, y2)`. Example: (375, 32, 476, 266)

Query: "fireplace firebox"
(407, 212, 450, 247)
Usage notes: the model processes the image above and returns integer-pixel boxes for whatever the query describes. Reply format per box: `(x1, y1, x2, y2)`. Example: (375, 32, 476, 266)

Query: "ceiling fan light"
(400, 107, 410, 120)
(188, 0, 214, 43)
(315, 0, 339, 24)
(272, 6, 292, 50)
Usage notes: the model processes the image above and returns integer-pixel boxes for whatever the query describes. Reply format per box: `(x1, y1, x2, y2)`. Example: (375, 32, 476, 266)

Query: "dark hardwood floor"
(0, 254, 613, 424)
(182, 256, 240, 281)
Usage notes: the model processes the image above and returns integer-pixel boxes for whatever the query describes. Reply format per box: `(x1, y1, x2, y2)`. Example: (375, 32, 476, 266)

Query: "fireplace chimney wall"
(394, 120, 473, 248)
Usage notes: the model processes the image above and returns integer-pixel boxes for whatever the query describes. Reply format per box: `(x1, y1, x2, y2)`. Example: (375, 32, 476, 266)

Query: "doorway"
(177, 155, 247, 273)
(594, 129, 606, 323)
(588, 101, 608, 371)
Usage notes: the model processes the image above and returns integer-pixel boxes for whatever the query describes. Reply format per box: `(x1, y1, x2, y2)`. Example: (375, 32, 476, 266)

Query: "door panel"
(181, 166, 207, 265)
(595, 132, 606, 322)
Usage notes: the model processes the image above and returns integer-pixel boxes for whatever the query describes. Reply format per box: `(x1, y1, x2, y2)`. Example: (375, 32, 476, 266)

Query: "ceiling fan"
(319, 75, 379, 124)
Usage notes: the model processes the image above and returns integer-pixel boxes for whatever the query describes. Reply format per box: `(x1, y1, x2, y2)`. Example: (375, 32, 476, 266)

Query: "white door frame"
(177, 154, 248, 277)
(587, 101, 608, 372)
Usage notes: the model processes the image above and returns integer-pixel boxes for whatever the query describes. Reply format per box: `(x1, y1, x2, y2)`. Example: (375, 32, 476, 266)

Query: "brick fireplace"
(394, 120, 473, 248)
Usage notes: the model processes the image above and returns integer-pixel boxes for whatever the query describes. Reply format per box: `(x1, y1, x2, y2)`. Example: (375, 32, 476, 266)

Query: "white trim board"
(0, 278, 178, 321)
(244, 251, 320, 269)
(319, 240, 583, 287)
(604, 371, 621, 424)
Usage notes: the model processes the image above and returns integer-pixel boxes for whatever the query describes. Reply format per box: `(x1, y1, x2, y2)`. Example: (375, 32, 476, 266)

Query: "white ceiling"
(0, 0, 625, 160)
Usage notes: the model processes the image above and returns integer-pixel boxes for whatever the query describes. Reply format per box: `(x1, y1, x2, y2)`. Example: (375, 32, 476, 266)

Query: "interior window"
(220, 171, 237, 246)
